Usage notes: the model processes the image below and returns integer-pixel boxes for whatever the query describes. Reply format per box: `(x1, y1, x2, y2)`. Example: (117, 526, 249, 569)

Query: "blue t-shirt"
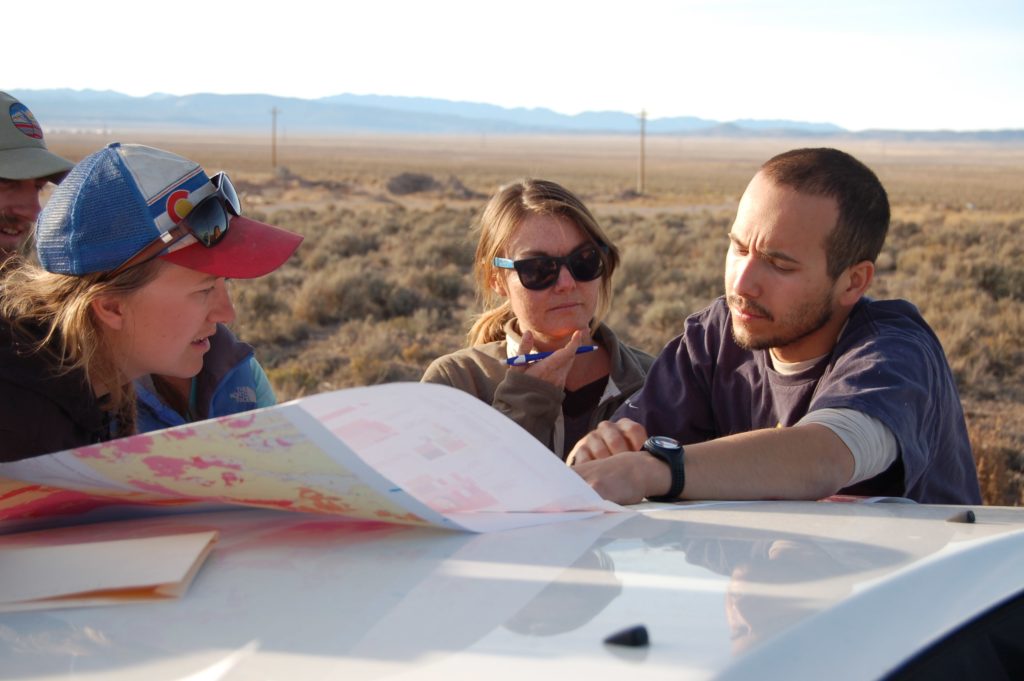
(616, 297, 981, 504)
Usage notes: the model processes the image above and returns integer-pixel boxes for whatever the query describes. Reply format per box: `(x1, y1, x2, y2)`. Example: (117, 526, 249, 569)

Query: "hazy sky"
(9, 0, 1022, 131)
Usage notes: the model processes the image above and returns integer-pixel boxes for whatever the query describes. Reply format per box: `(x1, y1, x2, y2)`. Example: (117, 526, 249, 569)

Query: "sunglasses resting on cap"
(35, 143, 304, 278)
(109, 172, 240, 276)
(493, 242, 607, 291)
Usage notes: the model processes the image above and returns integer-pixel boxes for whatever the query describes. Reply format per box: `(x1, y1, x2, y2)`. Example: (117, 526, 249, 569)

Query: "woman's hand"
(566, 418, 648, 465)
(512, 329, 584, 390)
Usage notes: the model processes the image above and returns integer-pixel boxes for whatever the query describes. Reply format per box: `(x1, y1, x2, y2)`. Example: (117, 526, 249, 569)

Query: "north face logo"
(230, 386, 258, 404)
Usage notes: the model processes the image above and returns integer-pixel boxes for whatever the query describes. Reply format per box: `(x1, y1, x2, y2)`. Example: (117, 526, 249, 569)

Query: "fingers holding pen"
(518, 330, 536, 358)
(522, 330, 581, 386)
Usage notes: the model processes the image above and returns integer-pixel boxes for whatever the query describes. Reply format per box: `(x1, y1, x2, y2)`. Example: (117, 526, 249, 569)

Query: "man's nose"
(8, 180, 43, 222)
(731, 255, 762, 298)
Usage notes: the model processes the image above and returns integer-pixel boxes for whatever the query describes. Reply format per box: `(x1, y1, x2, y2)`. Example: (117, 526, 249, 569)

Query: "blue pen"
(507, 345, 599, 366)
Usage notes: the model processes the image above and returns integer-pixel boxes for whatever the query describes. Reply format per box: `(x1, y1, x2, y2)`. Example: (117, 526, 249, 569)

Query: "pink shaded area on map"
(142, 455, 243, 480)
(114, 478, 303, 512)
(0, 483, 177, 521)
(1, 485, 114, 520)
(1, 405, 431, 525)
(74, 435, 157, 460)
(329, 418, 396, 450)
(298, 487, 355, 514)
(164, 427, 200, 441)
(405, 472, 498, 512)
(236, 497, 296, 510)
(374, 508, 429, 524)
(127, 479, 196, 497)
(221, 413, 258, 429)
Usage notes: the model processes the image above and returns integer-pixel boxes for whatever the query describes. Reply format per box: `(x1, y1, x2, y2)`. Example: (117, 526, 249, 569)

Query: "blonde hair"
(0, 257, 163, 437)
(466, 178, 620, 346)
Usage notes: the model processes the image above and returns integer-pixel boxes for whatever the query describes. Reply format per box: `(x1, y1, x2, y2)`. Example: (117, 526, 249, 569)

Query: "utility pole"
(271, 106, 279, 169)
(637, 109, 647, 195)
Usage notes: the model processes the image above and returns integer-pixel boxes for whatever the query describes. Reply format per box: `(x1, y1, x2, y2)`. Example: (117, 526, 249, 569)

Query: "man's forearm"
(575, 423, 857, 504)
(681, 424, 855, 500)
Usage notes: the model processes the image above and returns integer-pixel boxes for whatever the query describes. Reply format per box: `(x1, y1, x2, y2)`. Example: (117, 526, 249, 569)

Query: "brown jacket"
(422, 322, 653, 458)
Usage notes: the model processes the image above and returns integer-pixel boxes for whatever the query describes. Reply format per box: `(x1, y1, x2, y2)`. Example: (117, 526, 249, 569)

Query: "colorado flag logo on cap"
(9, 103, 43, 139)
(166, 189, 195, 222)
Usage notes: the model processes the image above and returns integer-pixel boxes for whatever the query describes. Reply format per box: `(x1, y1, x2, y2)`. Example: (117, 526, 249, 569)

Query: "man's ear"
(90, 294, 127, 331)
(837, 260, 875, 306)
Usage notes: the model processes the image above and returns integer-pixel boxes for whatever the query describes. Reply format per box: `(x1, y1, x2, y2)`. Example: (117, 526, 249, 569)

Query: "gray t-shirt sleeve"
(797, 408, 898, 486)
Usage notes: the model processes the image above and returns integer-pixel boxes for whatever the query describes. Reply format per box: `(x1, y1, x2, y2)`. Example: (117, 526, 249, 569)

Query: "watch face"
(647, 436, 681, 452)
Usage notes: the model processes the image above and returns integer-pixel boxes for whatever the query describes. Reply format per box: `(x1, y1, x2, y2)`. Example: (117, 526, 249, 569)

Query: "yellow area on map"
(3, 410, 429, 527)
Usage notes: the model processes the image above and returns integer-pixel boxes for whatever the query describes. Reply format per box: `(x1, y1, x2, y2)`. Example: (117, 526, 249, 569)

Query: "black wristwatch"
(642, 435, 685, 502)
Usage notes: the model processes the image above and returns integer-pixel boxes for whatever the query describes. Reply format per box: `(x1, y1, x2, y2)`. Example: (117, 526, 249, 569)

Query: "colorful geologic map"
(0, 383, 619, 532)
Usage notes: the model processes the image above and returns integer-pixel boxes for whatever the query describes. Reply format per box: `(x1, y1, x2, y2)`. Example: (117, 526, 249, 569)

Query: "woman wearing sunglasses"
(422, 178, 653, 459)
(0, 143, 302, 461)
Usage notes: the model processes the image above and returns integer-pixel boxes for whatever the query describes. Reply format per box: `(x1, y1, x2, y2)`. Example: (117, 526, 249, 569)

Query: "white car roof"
(2, 500, 1022, 680)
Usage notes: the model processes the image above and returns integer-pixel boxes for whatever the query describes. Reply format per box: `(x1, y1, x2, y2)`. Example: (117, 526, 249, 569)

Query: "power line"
(637, 109, 646, 195)
(271, 106, 279, 169)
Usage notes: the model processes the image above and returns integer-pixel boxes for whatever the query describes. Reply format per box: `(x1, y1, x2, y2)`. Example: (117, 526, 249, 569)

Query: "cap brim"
(0, 147, 74, 181)
(159, 215, 303, 279)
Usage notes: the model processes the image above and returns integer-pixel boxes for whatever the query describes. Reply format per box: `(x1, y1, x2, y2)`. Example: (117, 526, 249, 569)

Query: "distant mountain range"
(9, 89, 1023, 141)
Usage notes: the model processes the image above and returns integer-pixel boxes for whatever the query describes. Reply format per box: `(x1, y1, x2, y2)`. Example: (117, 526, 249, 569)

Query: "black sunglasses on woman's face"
(493, 243, 606, 290)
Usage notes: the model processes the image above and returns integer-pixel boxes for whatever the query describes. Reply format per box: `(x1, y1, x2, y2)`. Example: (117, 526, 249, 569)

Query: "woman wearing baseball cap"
(0, 143, 303, 461)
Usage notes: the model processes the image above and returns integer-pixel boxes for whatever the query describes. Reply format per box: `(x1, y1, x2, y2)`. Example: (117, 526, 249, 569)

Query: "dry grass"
(49, 132, 1024, 506)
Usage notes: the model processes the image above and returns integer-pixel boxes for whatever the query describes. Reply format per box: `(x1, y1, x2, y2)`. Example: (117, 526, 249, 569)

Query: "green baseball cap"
(0, 91, 74, 181)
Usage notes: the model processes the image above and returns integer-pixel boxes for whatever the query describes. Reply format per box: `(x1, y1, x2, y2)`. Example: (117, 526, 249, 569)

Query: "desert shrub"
(411, 267, 469, 304)
(641, 299, 690, 336)
(890, 220, 921, 241)
(234, 286, 286, 319)
(604, 283, 646, 334)
(874, 251, 896, 273)
(411, 238, 475, 269)
(294, 269, 397, 324)
(387, 172, 439, 195)
(974, 444, 1024, 506)
(322, 231, 382, 260)
(971, 264, 1024, 301)
(268, 362, 335, 397)
(965, 400, 1024, 506)
(385, 286, 423, 318)
(615, 247, 659, 292)
(370, 208, 411, 237)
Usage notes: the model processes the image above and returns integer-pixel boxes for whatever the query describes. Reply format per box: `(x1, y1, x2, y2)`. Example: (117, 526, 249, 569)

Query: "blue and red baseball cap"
(36, 143, 302, 278)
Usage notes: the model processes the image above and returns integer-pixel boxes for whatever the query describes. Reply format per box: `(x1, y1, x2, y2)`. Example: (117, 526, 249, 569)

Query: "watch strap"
(645, 445, 685, 502)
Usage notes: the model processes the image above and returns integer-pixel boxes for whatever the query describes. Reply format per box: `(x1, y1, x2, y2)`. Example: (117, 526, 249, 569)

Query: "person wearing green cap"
(0, 91, 74, 262)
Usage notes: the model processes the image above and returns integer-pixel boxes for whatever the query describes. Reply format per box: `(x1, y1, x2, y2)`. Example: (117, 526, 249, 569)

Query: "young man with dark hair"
(570, 148, 980, 505)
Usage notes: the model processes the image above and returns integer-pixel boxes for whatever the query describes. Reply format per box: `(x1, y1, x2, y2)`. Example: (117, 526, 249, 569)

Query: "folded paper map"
(0, 529, 217, 612)
(0, 383, 621, 533)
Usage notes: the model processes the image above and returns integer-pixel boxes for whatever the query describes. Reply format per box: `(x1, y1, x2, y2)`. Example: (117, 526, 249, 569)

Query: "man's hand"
(566, 418, 648, 465)
(573, 451, 671, 505)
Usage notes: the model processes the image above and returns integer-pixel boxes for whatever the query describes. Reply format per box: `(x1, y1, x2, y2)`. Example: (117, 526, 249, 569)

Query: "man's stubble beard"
(728, 291, 835, 352)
